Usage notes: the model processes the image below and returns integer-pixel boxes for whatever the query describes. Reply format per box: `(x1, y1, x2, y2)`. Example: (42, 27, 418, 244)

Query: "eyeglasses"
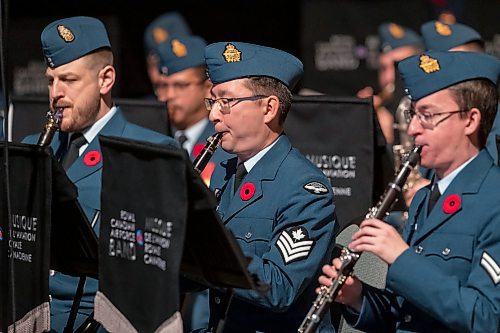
(403, 109, 468, 129)
(204, 95, 269, 113)
(154, 80, 205, 94)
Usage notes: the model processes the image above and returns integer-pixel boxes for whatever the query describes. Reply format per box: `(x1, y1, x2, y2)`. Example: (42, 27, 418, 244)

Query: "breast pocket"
(231, 217, 273, 257)
(420, 233, 474, 279)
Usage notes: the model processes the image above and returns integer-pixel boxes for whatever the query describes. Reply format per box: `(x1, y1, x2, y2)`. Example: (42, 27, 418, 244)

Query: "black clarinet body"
(37, 108, 63, 146)
(298, 145, 422, 333)
(192, 132, 223, 174)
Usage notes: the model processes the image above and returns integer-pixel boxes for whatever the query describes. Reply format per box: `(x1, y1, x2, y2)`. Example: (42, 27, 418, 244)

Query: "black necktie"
(234, 162, 247, 194)
(428, 185, 441, 215)
(62, 133, 86, 171)
(177, 132, 188, 149)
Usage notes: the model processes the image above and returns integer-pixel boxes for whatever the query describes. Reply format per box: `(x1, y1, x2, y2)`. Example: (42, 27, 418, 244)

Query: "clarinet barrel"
(37, 108, 63, 147)
(192, 132, 223, 174)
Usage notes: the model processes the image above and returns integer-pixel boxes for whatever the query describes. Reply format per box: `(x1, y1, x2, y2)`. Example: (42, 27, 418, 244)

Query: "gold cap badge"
(435, 21, 452, 36)
(389, 23, 405, 39)
(57, 25, 75, 43)
(419, 55, 440, 74)
(223, 43, 241, 63)
(172, 39, 187, 57)
(153, 27, 168, 44)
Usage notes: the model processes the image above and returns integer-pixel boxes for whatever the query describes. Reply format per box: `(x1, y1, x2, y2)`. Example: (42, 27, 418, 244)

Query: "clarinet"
(37, 108, 63, 146)
(298, 145, 422, 333)
(192, 132, 223, 174)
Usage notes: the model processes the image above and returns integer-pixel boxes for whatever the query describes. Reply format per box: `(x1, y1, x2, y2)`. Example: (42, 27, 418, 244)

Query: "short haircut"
(244, 76, 292, 124)
(86, 48, 114, 70)
(449, 79, 498, 147)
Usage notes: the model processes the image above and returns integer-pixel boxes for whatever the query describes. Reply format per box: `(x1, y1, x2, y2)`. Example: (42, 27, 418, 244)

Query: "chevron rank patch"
(276, 226, 314, 264)
(303, 181, 328, 195)
(481, 251, 500, 285)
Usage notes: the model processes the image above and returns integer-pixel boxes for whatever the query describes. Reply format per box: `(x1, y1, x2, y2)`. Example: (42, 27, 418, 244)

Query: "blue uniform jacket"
(208, 135, 337, 333)
(24, 107, 178, 331)
(344, 150, 500, 333)
(486, 107, 499, 165)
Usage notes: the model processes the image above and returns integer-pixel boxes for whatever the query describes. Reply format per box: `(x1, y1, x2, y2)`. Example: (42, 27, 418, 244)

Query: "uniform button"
(245, 232, 252, 239)
(403, 314, 412, 322)
(415, 246, 423, 254)
(49, 270, 55, 276)
(214, 296, 221, 304)
(442, 248, 450, 256)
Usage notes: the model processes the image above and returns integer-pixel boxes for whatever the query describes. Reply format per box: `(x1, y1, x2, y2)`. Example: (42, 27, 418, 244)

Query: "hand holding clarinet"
(298, 146, 421, 333)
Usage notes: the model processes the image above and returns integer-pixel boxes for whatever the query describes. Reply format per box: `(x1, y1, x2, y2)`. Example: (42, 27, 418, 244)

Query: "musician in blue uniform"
(155, 34, 232, 185)
(357, 22, 423, 144)
(420, 20, 499, 166)
(420, 20, 484, 52)
(143, 11, 191, 101)
(319, 51, 500, 332)
(23, 16, 178, 332)
(155, 34, 232, 331)
(202, 42, 337, 332)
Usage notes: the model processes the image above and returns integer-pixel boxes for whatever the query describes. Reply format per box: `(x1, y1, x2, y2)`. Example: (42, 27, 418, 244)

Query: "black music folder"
(96, 136, 263, 333)
(50, 151, 98, 278)
(0, 142, 97, 333)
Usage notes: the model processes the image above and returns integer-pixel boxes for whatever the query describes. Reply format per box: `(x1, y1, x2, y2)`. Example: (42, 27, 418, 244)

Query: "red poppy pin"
(83, 150, 101, 166)
(442, 194, 460, 214)
(240, 182, 256, 201)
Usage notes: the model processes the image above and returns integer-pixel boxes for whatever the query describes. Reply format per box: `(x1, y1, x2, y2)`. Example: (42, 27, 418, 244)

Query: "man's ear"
(464, 107, 481, 136)
(98, 65, 115, 95)
(203, 79, 213, 98)
(263, 95, 280, 124)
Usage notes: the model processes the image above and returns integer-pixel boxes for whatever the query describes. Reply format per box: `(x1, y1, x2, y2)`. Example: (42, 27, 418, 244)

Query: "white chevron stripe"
(283, 251, 310, 262)
(277, 237, 312, 255)
(481, 252, 500, 285)
(277, 240, 310, 263)
(282, 231, 313, 247)
(482, 252, 500, 274)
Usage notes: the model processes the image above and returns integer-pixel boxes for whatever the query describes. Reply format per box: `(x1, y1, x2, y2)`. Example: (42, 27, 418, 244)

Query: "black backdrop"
(301, 0, 500, 96)
(8, 0, 300, 98)
(8, 0, 500, 99)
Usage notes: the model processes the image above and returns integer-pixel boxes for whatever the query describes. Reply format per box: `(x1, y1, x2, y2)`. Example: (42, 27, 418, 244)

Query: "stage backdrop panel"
(286, 95, 390, 229)
(0, 144, 51, 333)
(300, 0, 500, 96)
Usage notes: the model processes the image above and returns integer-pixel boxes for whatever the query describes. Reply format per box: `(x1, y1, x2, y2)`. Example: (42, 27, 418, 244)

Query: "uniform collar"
(81, 105, 117, 145)
(435, 152, 478, 194)
(241, 135, 281, 173)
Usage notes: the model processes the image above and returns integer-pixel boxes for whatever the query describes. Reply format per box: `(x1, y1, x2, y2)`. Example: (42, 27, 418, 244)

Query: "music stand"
(95, 136, 265, 332)
(0, 143, 97, 333)
(50, 155, 98, 278)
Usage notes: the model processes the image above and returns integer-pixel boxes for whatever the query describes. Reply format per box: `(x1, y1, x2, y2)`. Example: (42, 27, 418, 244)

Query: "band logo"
(7, 213, 39, 263)
(306, 154, 357, 197)
(107, 209, 173, 271)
